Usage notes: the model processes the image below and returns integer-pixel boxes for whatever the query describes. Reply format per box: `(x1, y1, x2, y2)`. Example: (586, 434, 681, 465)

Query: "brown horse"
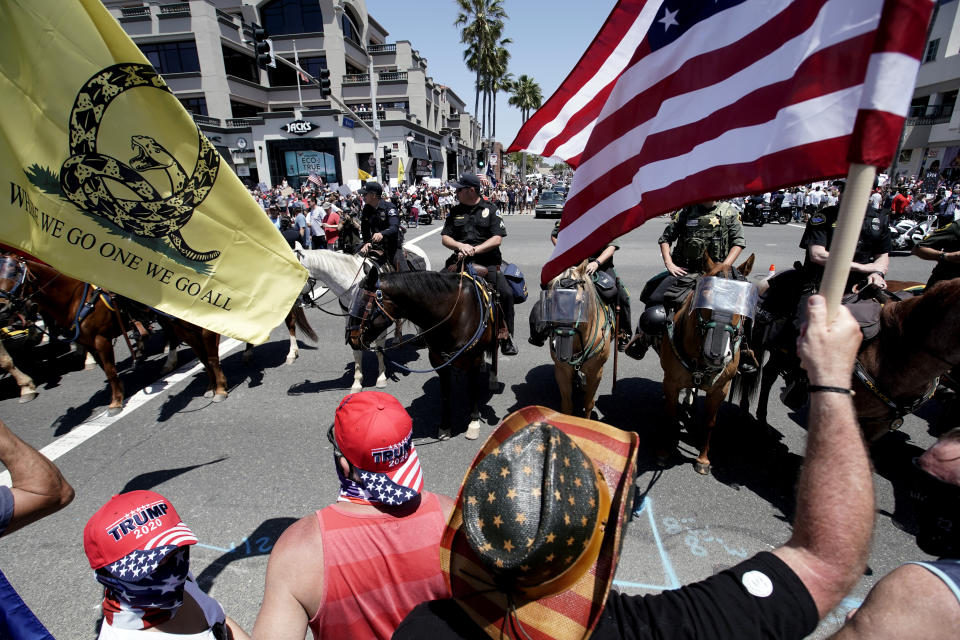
(0, 256, 228, 415)
(0, 338, 38, 402)
(657, 254, 756, 474)
(544, 261, 613, 417)
(347, 266, 497, 440)
(742, 278, 958, 442)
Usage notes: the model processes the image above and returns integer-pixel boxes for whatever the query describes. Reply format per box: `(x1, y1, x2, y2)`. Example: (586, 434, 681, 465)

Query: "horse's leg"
(202, 330, 228, 401)
(658, 376, 682, 466)
(756, 355, 780, 425)
(465, 363, 482, 440)
(242, 342, 254, 365)
(582, 359, 605, 419)
(438, 367, 453, 440)
(553, 362, 576, 416)
(161, 331, 179, 374)
(94, 334, 124, 415)
(375, 335, 387, 388)
(351, 348, 364, 393)
(284, 311, 299, 365)
(695, 383, 730, 475)
(0, 342, 37, 403)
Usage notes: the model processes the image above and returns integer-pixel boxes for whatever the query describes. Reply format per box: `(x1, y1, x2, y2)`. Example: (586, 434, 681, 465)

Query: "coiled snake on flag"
(60, 63, 220, 262)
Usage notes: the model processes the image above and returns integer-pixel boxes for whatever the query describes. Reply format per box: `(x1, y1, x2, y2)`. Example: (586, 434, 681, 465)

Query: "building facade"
(896, 0, 960, 184)
(103, 0, 482, 189)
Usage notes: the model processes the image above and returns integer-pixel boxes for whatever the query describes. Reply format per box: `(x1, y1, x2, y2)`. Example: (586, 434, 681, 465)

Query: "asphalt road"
(0, 213, 945, 639)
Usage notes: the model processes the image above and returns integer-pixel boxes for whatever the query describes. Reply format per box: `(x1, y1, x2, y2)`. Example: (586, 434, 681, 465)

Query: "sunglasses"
(327, 424, 341, 456)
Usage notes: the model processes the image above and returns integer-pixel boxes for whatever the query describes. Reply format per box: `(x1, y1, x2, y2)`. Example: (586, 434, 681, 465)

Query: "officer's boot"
(623, 330, 650, 360)
(500, 335, 519, 356)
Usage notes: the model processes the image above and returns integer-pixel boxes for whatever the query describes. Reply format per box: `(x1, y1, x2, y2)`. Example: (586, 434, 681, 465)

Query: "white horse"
(297, 246, 430, 393)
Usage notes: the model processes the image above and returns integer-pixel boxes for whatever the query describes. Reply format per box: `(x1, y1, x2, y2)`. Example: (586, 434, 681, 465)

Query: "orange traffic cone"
(767, 264, 776, 279)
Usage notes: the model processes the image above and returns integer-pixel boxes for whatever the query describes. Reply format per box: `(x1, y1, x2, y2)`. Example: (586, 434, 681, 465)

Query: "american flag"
(307, 171, 323, 188)
(508, 0, 935, 284)
(98, 547, 192, 629)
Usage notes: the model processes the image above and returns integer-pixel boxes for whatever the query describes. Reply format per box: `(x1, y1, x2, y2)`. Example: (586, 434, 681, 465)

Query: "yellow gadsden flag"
(0, 0, 306, 344)
(358, 169, 372, 180)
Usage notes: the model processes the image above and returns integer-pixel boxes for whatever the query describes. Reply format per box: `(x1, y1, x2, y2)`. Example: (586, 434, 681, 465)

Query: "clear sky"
(365, 0, 613, 155)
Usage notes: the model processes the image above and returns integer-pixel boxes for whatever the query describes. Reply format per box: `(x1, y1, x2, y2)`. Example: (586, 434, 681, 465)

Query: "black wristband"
(808, 385, 855, 396)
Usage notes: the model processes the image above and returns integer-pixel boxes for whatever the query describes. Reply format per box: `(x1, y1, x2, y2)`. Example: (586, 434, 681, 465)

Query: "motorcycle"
(741, 197, 768, 226)
(890, 213, 935, 251)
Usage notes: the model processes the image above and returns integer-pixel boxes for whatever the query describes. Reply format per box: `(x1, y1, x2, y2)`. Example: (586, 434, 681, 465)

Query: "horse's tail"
(292, 305, 318, 342)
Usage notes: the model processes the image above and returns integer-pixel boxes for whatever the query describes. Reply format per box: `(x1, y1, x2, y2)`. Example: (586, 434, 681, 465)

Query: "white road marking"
(0, 337, 244, 486)
(405, 225, 443, 245)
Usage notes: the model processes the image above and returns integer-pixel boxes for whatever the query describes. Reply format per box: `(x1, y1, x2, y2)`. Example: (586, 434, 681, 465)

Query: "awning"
(427, 146, 444, 163)
(408, 142, 428, 160)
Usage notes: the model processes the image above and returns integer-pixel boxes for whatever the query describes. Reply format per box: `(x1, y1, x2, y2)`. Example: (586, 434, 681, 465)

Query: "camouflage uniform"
(644, 202, 746, 308)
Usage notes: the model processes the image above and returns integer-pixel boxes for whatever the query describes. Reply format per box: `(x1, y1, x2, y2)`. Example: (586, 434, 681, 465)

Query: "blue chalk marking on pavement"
(614, 497, 680, 592)
(195, 542, 232, 553)
(645, 497, 681, 589)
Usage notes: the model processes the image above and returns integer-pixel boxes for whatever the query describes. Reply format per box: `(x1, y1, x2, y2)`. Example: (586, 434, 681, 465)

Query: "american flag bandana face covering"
(335, 454, 377, 505)
(97, 547, 191, 629)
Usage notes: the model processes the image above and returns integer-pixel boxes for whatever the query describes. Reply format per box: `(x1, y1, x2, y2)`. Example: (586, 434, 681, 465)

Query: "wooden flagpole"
(817, 163, 877, 321)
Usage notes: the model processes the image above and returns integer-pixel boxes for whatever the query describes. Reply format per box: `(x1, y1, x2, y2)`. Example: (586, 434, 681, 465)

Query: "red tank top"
(308, 491, 450, 640)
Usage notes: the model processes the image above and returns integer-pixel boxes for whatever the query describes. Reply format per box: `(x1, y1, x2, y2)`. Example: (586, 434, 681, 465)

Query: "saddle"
(441, 263, 508, 340)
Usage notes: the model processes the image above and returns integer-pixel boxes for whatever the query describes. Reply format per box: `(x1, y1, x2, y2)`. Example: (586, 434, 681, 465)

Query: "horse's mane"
(382, 270, 463, 299)
(883, 279, 960, 338)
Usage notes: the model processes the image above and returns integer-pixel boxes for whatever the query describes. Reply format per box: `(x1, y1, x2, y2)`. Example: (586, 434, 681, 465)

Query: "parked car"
(535, 190, 566, 218)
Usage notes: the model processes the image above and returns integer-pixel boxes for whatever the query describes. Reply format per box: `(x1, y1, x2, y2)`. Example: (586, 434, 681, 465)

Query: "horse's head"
(688, 254, 757, 369)
(542, 261, 598, 362)
(346, 265, 391, 350)
(0, 256, 29, 325)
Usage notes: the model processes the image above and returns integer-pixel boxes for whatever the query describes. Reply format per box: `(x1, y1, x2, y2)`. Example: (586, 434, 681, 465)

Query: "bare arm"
(225, 616, 251, 640)
(913, 246, 960, 264)
(808, 245, 830, 266)
(772, 296, 873, 618)
(0, 418, 74, 537)
(252, 516, 322, 640)
(586, 246, 617, 275)
(828, 564, 960, 640)
(721, 244, 743, 266)
(661, 242, 687, 277)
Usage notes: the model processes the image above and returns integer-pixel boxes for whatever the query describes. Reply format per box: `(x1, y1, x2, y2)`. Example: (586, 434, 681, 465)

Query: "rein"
(361, 267, 490, 373)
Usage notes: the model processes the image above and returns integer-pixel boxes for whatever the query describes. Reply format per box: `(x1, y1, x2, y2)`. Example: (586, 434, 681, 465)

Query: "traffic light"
(381, 146, 393, 179)
(252, 23, 275, 70)
(318, 69, 331, 98)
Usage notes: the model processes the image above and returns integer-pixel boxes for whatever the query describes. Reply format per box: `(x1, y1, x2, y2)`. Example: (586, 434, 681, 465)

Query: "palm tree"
(489, 56, 512, 140)
(508, 74, 543, 178)
(455, 0, 508, 143)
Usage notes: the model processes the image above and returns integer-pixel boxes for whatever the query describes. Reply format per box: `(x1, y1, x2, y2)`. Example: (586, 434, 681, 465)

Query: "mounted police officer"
(796, 201, 890, 307)
(627, 200, 747, 363)
(358, 182, 407, 271)
(441, 172, 519, 356)
(529, 221, 632, 351)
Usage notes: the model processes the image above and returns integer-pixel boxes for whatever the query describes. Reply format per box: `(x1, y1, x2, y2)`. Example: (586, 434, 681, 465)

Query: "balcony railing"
(216, 8, 238, 24)
(368, 43, 397, 54)
(357, 110, 386, 122)
(225, 118, 256, 128)
(191, 114, 221, 127)
(378, 71, 407, 82)
(120, 6, 150, 17)
(342, 73, 370, 85)
(158, 3, 190, 16)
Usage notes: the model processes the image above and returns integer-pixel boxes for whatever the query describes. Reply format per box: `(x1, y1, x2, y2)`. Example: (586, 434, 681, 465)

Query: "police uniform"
(361, 198, 406, 270)
(799, 205, 891, 294)
(626, 202, 748, 362)
(915, 221, 960, 289)
(441, 198, 515, 336)
(645, 202, 746, 308)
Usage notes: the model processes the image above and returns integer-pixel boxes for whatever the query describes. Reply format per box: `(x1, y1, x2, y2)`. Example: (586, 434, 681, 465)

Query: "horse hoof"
(694, 461, 711, 475)
(107, 406, 123, 416)
(438, 428, 452, 441)
(465, 423, 480, 440)
(350, 383, 362, 394)
(19, 392, 38, 403)
(285, 356, 297, 365)
(204, 390, 214, 398)
(376, 377, 387, 389)
(212, 393, 227, 403)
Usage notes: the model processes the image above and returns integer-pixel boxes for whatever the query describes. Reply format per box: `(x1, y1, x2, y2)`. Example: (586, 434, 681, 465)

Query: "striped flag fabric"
(510, 0, 935, 284)
(308, 171, 324, 187)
